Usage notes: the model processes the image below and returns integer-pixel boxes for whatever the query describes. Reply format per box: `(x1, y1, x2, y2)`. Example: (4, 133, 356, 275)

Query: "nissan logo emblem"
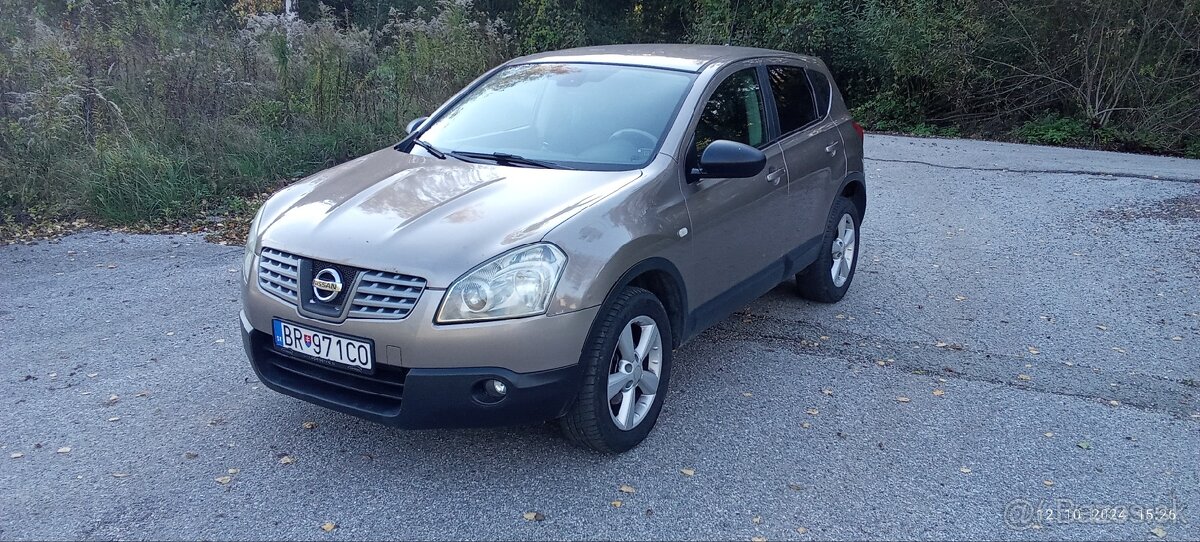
(311, 268, 343, 302)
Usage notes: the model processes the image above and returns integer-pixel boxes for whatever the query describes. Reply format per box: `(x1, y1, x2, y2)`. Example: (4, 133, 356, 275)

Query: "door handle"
(766, 167, 785, 185)
(825, 141, 841, 155)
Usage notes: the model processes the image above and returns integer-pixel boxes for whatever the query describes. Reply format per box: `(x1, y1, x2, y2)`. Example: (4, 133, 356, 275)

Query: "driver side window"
(694, 68, 767, 156)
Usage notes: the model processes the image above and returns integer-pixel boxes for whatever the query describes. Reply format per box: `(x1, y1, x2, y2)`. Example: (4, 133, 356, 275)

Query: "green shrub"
(1187, 140, 1200, 159)
(1013, 115, 1090, 146)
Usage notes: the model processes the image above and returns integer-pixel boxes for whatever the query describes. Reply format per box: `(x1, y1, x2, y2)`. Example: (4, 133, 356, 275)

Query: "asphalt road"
(2, 135, 1198, 541)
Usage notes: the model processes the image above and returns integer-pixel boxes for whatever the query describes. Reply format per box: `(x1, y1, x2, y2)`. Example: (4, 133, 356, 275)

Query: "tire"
(560, 286, 672, 453)
(796, 196, 861, 303)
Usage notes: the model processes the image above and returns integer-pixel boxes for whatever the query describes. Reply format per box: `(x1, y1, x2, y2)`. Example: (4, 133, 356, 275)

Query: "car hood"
(255, 147, 642, 287)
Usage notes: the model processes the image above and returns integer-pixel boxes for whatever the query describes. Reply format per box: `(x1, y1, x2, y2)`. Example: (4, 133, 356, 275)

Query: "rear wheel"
(560, 286, 672, 453)
(796, 197, 861, 303)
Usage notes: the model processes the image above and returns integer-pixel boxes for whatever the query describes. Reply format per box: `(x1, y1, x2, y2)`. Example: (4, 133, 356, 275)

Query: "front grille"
(258, 248, 301, 303)
(257, 247, 426, 320)
(349, 271, 427, 319)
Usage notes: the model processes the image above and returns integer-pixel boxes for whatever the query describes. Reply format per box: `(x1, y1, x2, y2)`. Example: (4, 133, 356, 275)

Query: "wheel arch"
(596, 258, 688, 349)
(838, 172, 867, 217)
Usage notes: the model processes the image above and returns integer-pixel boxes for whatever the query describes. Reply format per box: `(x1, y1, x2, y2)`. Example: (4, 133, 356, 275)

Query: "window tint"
(807, 69, 832, 118)
(768, 66, 818, 134)
(694, 68, 767, 154)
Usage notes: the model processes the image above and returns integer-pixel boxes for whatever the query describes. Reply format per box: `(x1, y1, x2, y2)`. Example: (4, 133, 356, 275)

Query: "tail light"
(852, 121, 865, 140)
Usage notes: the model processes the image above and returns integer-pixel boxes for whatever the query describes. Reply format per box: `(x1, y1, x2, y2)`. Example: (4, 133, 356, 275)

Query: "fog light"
(486, 379, 507, 397)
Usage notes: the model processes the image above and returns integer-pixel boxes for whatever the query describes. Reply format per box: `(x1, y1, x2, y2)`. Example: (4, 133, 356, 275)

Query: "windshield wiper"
(452, 151, 571, 170)
(410, 138, 446, 159)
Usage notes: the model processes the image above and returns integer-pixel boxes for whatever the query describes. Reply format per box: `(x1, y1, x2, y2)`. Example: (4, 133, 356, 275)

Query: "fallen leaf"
(10, 452, 23, 459)
(1151, 526, 1167, 538)
(56, 446, 71, 454)
(1077, 440, 1092, 450)
(932, 389, 945, 397)
(1043, 480, 1055, 487)
(227, 468, 240, 475)
(959, 467, 972, 474)
(1017, 374, 1032, 381)
(611, 500, 623, 508)
(619, 484, 636, 494)
(215, 476, 233, 485)
(302, 421, 318, 430)
(321, 522, 336, 532)
(796, 527, 809, 535)
(111, 472, 129, 478)
(821, 388, 833, 396)
(1108, 400, 1120, 407)
(522, 511, 545, 522)
(875, 360, 887, 367)
(680, 468, 695, 477)
(279, 455, 296, 465)
(806, 408, 819, 416)
(896, 396, 911, 403)
(1027, 346, 1040, 355)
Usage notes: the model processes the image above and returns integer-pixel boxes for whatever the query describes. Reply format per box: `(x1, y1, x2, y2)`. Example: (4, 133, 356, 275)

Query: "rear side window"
(767, 66, 818, 134)
(807, 69, 832, 118)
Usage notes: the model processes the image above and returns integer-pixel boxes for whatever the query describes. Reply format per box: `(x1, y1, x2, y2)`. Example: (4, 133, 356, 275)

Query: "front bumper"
(240, 279, 599, 428)
(243, 325, 582, 428)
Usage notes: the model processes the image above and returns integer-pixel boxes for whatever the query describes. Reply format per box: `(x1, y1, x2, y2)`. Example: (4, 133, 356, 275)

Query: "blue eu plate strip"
(272, 319, 284, 347)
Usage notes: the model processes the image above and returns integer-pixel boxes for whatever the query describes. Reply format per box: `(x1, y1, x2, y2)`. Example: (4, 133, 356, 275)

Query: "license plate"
(272, 319, 373, 371)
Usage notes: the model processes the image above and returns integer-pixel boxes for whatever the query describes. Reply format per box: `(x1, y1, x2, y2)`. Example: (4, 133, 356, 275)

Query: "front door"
(679, 65, 793, 324)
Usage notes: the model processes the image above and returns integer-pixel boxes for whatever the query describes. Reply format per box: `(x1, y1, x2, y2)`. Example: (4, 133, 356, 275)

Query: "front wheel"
(560, 286, 672, 453)
(796, 196, 861, 303)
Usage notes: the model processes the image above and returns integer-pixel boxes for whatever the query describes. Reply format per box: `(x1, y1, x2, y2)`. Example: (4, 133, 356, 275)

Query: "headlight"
(242, 208, 264, 283)
(437, 243, 567, 323)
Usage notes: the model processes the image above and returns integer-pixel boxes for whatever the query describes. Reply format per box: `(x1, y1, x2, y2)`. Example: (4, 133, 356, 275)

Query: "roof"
(512, 44, 813, 73)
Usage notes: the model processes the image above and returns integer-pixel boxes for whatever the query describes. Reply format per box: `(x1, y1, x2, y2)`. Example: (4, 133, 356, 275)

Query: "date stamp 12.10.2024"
(1004, 498, 1186, 531)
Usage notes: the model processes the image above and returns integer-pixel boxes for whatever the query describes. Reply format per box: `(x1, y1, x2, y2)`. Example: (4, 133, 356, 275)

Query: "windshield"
(416, 63, 697, 170)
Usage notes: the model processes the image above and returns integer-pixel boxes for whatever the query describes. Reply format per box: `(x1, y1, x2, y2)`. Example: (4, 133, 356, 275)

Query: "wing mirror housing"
(405, 116, 429, 135)
(689, 140, 767, 180)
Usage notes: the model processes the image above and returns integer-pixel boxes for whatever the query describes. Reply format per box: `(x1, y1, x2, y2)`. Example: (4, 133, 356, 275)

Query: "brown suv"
(240, 44, 866, 452)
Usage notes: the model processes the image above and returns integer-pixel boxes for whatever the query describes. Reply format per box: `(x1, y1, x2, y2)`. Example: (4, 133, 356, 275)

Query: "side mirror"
(691, 140, 767, 180)
(405, 116, 429, 135)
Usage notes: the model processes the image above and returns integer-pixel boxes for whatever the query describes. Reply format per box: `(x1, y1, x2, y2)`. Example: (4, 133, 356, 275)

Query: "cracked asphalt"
(2, 135, 1198, 540)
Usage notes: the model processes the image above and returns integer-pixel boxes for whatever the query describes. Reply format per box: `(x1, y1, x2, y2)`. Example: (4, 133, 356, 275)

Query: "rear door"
(764, 64, 847, 255)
